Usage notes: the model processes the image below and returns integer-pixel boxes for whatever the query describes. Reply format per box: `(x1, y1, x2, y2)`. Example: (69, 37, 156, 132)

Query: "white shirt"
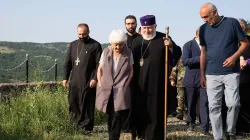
(195, 39, 201, 50)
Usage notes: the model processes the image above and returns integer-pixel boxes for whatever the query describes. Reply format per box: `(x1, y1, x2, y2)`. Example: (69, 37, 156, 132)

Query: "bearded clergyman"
(130, 15, 182, 139)
(63, 23, 102, 134)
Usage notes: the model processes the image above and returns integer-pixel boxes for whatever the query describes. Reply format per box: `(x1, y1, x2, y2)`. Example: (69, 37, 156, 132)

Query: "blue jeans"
(206, 73, 240, 140)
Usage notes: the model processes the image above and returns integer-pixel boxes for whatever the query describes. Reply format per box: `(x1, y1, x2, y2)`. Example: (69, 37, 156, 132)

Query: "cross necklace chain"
(140, 39, 151, 66)
(75, 41, 84, 66)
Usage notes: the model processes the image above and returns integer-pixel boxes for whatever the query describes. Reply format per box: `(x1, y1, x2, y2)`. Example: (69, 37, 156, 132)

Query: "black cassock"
(222, 35, 250, 134)
(126, 33, 140, 49)
(63, 38, 102, 131)
(121, 33, 141, 133)
(131, 32, 181, 139)
(236, 35, 250, 134)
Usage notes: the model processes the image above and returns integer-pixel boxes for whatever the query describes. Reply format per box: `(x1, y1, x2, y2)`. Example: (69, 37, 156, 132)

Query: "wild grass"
(0, 85, 106, 140)
(0, 85, 249, 140)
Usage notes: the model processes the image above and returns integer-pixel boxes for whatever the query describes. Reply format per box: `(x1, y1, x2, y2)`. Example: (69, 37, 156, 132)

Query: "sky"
(0, 0, 249, 47)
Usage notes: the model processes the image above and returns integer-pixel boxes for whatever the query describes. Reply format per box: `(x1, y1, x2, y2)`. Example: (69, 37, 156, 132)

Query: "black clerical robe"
(131, 32, 181, 139)
(121, 33, 141, 133)
(236, 35, 250, 134)
(63, 38, 102, 131)
(126, 33, 140, 49)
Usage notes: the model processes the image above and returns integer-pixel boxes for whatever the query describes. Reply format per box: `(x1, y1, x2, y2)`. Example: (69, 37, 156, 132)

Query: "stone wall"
(0, 81, 62, 98)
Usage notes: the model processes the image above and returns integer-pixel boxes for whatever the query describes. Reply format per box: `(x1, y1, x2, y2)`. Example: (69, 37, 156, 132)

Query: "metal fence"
(0, 54, 58, 83)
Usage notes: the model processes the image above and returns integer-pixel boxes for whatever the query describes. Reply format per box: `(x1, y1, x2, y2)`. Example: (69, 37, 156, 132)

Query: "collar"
(212, 16, 225, 27)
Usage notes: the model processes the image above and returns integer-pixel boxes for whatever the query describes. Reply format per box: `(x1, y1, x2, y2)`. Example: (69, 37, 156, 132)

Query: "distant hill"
(0, 41, 109, 83)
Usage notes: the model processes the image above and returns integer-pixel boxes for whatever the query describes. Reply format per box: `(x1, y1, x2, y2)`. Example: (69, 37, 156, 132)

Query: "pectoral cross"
(75, 57, 80, 65)
(140, 58, 144, 66)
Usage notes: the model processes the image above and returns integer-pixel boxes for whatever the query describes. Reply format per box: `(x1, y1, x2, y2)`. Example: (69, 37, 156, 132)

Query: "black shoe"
(79, 128, 92, 135)
(138, 135, 145, 140)
(168, 111, 177, 117)
(225, 134, 237, 140)
(132, 136, 136, 140)
(186, 123, 195, 132)
(200, 130, 211, 136)
(187, 127, 194, 132)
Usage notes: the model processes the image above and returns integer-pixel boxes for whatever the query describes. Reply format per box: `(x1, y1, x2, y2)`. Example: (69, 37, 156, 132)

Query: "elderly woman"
(96, 29, 134, 140)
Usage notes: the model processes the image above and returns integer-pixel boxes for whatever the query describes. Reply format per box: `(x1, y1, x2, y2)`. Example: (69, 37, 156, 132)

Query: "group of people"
(62, 2, 250, 140)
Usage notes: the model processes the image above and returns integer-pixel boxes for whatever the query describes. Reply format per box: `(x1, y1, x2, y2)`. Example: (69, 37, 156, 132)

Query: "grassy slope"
(0, 86, 249, 140)
(0, 85, 106, 140)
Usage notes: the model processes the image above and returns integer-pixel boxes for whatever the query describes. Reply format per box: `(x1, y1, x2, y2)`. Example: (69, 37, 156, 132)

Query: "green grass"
(1, 85, 249, 140)
(0, 85, 107, 140)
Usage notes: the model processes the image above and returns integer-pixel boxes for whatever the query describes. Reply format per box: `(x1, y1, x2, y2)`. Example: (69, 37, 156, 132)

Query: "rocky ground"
(87, 117, 249, 140)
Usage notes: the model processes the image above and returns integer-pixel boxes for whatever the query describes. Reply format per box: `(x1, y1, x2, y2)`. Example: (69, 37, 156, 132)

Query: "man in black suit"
(182, 28, 209, 135)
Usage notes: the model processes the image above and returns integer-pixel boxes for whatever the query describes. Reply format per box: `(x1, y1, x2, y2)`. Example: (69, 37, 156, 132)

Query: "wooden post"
(55, 59, 57, 81)
(164, 26, 169, 140)
(26, 54, 29, 83)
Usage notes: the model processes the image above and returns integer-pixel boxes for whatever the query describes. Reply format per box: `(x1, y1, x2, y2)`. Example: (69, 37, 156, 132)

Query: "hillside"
(0, 41, 109, 83)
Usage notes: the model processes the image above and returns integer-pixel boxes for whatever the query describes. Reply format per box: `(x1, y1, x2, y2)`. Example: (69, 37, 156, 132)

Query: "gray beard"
(142, 31, 156, 40)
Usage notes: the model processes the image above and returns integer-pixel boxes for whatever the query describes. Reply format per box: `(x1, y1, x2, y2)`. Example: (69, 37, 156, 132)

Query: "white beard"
(142, 30, 156, 40)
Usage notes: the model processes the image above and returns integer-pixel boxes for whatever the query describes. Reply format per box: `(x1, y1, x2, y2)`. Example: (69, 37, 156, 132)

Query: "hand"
(163, 37, 173, 48)
(62, 80, 68, 88)
(89, 80, 97, 88)
(200, 75, 206, 88)
(170, 81, 176, 87)
(223, 56, 236, 67)
(240, 60, 247, 70)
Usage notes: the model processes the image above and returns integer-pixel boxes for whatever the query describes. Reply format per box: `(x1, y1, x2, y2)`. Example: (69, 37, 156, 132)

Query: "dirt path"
(89, 117, 249, 140)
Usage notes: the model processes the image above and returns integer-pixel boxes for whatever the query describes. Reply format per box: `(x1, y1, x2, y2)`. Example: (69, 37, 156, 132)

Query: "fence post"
(26, 54, 29, 83)
(55, 59, 57, 81)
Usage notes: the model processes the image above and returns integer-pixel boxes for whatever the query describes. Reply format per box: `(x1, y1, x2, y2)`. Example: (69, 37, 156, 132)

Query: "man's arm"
(63, 43, 72, 88)
(63, 43, 72, 80)
(125, 52, 134, 86)
(200, 46, 207, 88)
(223, 37, 249, 67)
(90, 43, 103, 88)
(125, 65, 134, 86)
(223, 19, 250, 67)
(182, 42, 200, 66)
(91, 43, 103, 81)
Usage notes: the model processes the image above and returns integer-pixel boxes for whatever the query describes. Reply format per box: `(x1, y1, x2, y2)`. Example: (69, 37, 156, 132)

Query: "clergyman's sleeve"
(91, 43, 103, 81)
(63, 43, 73, 80)
(130, 52, 134, 65)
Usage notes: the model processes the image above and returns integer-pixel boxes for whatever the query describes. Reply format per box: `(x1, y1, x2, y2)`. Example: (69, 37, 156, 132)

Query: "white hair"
(109, 29, 127, 44)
